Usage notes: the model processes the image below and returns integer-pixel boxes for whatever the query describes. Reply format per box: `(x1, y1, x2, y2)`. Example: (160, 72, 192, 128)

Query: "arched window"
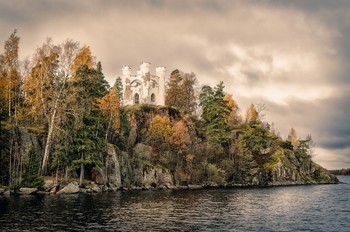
(151, 93, 156, 103)
(134, 93, 140, 104)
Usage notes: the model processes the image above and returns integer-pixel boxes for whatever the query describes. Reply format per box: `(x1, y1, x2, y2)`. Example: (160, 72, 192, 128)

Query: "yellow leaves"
(288, 127, 299, 149)
(224, 94, 241, 124)
(71, 46, 94, 76)
(245, 104, 260, 124)
(147, 116, 193, 157)
(97, 87, 120, 131)
(170, 120, 191, 156)
(147, 115, 173, 146)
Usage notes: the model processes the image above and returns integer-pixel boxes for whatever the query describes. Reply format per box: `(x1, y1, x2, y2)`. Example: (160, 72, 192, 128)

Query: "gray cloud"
(1, 0, 350, 169)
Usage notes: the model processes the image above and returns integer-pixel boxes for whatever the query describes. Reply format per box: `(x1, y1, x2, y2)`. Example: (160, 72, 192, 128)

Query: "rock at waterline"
(57, 182, 80, 194)
(18, 188, 38, 195)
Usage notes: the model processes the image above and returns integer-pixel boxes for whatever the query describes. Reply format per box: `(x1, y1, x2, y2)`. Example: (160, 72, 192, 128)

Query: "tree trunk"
(79, 162, 84, 186)
(105, 112, 113, 141)
(79, 152, 84, 186)
(41, 108, 57, 175)
(9, 136, 13, 188)
(8, 80, 11, 122)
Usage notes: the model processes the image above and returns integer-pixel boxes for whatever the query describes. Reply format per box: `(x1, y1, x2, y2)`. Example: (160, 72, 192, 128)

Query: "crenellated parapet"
(122, 62, 166, 106)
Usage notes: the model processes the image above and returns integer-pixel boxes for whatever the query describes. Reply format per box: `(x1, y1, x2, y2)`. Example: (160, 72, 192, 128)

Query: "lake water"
(0, 176, 349, 231)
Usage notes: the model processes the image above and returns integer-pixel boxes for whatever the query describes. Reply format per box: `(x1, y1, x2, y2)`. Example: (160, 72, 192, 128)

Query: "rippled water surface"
(1, 176, 349, 231)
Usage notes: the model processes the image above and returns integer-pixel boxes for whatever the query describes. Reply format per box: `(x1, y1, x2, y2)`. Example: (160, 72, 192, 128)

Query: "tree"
(67, 59, 109, 184)
(199, 81, 231, 144)
(166, 120, 192, 180)
(165, 69, 183, 108)
(287, 127, 299, 149)
(224, 94, 241, 125)
(28, 39, 80, 174)
(146, 115, 173, 154)
(0, 29, 21, 124)
(97, 87, 121, 141)
(230, 134, 258, 184)
(245, 104, 260, 125)
(181, 72, 198, 114)
(165, 70, 198, 114)
(113, 76, 123, 103)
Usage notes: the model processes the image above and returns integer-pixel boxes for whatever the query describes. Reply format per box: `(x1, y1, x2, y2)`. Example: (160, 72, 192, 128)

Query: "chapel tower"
(122, 62, 166, 106)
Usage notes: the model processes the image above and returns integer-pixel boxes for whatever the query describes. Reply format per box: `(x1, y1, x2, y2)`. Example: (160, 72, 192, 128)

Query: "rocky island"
(0, 31, 338, 196)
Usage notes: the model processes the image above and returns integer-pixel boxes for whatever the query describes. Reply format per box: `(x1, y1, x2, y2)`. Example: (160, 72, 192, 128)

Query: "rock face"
(18, 188, 38, 195)
(141, 167, 173, 188)
(105, 144, 122, 187)
(57, 182, 80, 194)
(17, 127, 41, 161)
(270, 150, 338, 185)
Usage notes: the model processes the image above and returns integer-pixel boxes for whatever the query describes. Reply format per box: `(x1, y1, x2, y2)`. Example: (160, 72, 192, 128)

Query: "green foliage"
(199, 82, 231, 144)
(165, 70, 197, 114)
(19, 147, 44, 189)
(203, 162, 226, 184)
(0, 31, 335, 188)
(20, 174, 44, 189)
(279, 140, 294, 150)
(114, 76, 124, 101)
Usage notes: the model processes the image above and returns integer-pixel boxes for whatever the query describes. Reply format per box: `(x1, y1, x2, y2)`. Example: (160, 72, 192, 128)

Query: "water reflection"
(0, 176, 349, 231)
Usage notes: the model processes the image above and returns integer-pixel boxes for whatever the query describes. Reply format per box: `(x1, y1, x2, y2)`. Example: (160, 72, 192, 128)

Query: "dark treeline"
(330, 169, 350, 175)
(0, 30, 334, 190)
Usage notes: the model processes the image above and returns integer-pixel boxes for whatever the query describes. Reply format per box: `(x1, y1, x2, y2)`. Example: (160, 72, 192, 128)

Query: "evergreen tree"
(199, 81, 231, 144)
(181, 72, 197, 114)
(165, 69, 183, 109)
(113, 76, 124, 103)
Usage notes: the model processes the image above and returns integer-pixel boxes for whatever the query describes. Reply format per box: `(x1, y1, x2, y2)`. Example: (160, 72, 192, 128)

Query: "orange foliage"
(147, 115, 173, 150)
(170, 120, 191, 156)
(224, 94, 241, 124)
(71, 46, 94, 76)
(97, 87, 120, 131)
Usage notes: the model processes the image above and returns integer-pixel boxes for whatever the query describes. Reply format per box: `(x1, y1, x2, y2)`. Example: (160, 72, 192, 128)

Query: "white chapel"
(122, 62, 166, 106)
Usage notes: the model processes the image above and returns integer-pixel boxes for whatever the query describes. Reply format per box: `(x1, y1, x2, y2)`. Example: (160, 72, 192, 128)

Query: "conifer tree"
(199, 81, 231, 144)
(165, 69, 183, 108)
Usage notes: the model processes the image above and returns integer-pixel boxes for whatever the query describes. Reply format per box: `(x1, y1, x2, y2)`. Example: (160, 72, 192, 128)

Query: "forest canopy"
(0, 30, 330, 190)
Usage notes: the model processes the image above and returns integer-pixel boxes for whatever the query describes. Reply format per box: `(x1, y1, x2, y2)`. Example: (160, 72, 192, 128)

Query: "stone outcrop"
(141, 166, 173, 188)
(105, 144, 122, 187)
(270, 150, 338, 186)
(57, 182, 80, 194)
(18, 187, 38, 195)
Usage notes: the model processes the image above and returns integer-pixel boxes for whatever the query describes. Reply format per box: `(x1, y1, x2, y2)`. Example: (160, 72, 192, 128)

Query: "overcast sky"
(1, 0, 350, 169)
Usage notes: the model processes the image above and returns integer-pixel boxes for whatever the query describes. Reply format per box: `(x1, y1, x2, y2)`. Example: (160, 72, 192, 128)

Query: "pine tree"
(113, 76, 124, 103)
(165, 69, 183, 108)
(199, 81, 231, 144)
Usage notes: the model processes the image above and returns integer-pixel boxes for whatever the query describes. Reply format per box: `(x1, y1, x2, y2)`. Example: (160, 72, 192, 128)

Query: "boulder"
(57, 182, 80, 194)
(3, 190, 14, 196)
(86, 182, 102, 193)
(188, 184, 203, 190)
(18, 188, 38, 195)
(50, 185, 59, 194)
(165, 183, 176, 190)
(0, 188, 5, 195)
(43, 179, 55, 191)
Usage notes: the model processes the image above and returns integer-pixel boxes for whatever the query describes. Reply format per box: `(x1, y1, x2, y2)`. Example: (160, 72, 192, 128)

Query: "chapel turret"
(122, 62, 166, 106)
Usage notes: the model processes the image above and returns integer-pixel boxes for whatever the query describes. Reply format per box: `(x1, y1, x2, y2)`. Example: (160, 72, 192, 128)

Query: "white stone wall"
(123, 62, 166, 106)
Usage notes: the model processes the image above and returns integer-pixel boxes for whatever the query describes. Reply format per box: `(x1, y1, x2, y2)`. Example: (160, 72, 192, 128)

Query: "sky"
(1, 0, 350, 169)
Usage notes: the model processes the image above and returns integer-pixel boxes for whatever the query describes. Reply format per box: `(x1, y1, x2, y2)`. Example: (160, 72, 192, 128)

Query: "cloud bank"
(1, 0, 350, 169)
